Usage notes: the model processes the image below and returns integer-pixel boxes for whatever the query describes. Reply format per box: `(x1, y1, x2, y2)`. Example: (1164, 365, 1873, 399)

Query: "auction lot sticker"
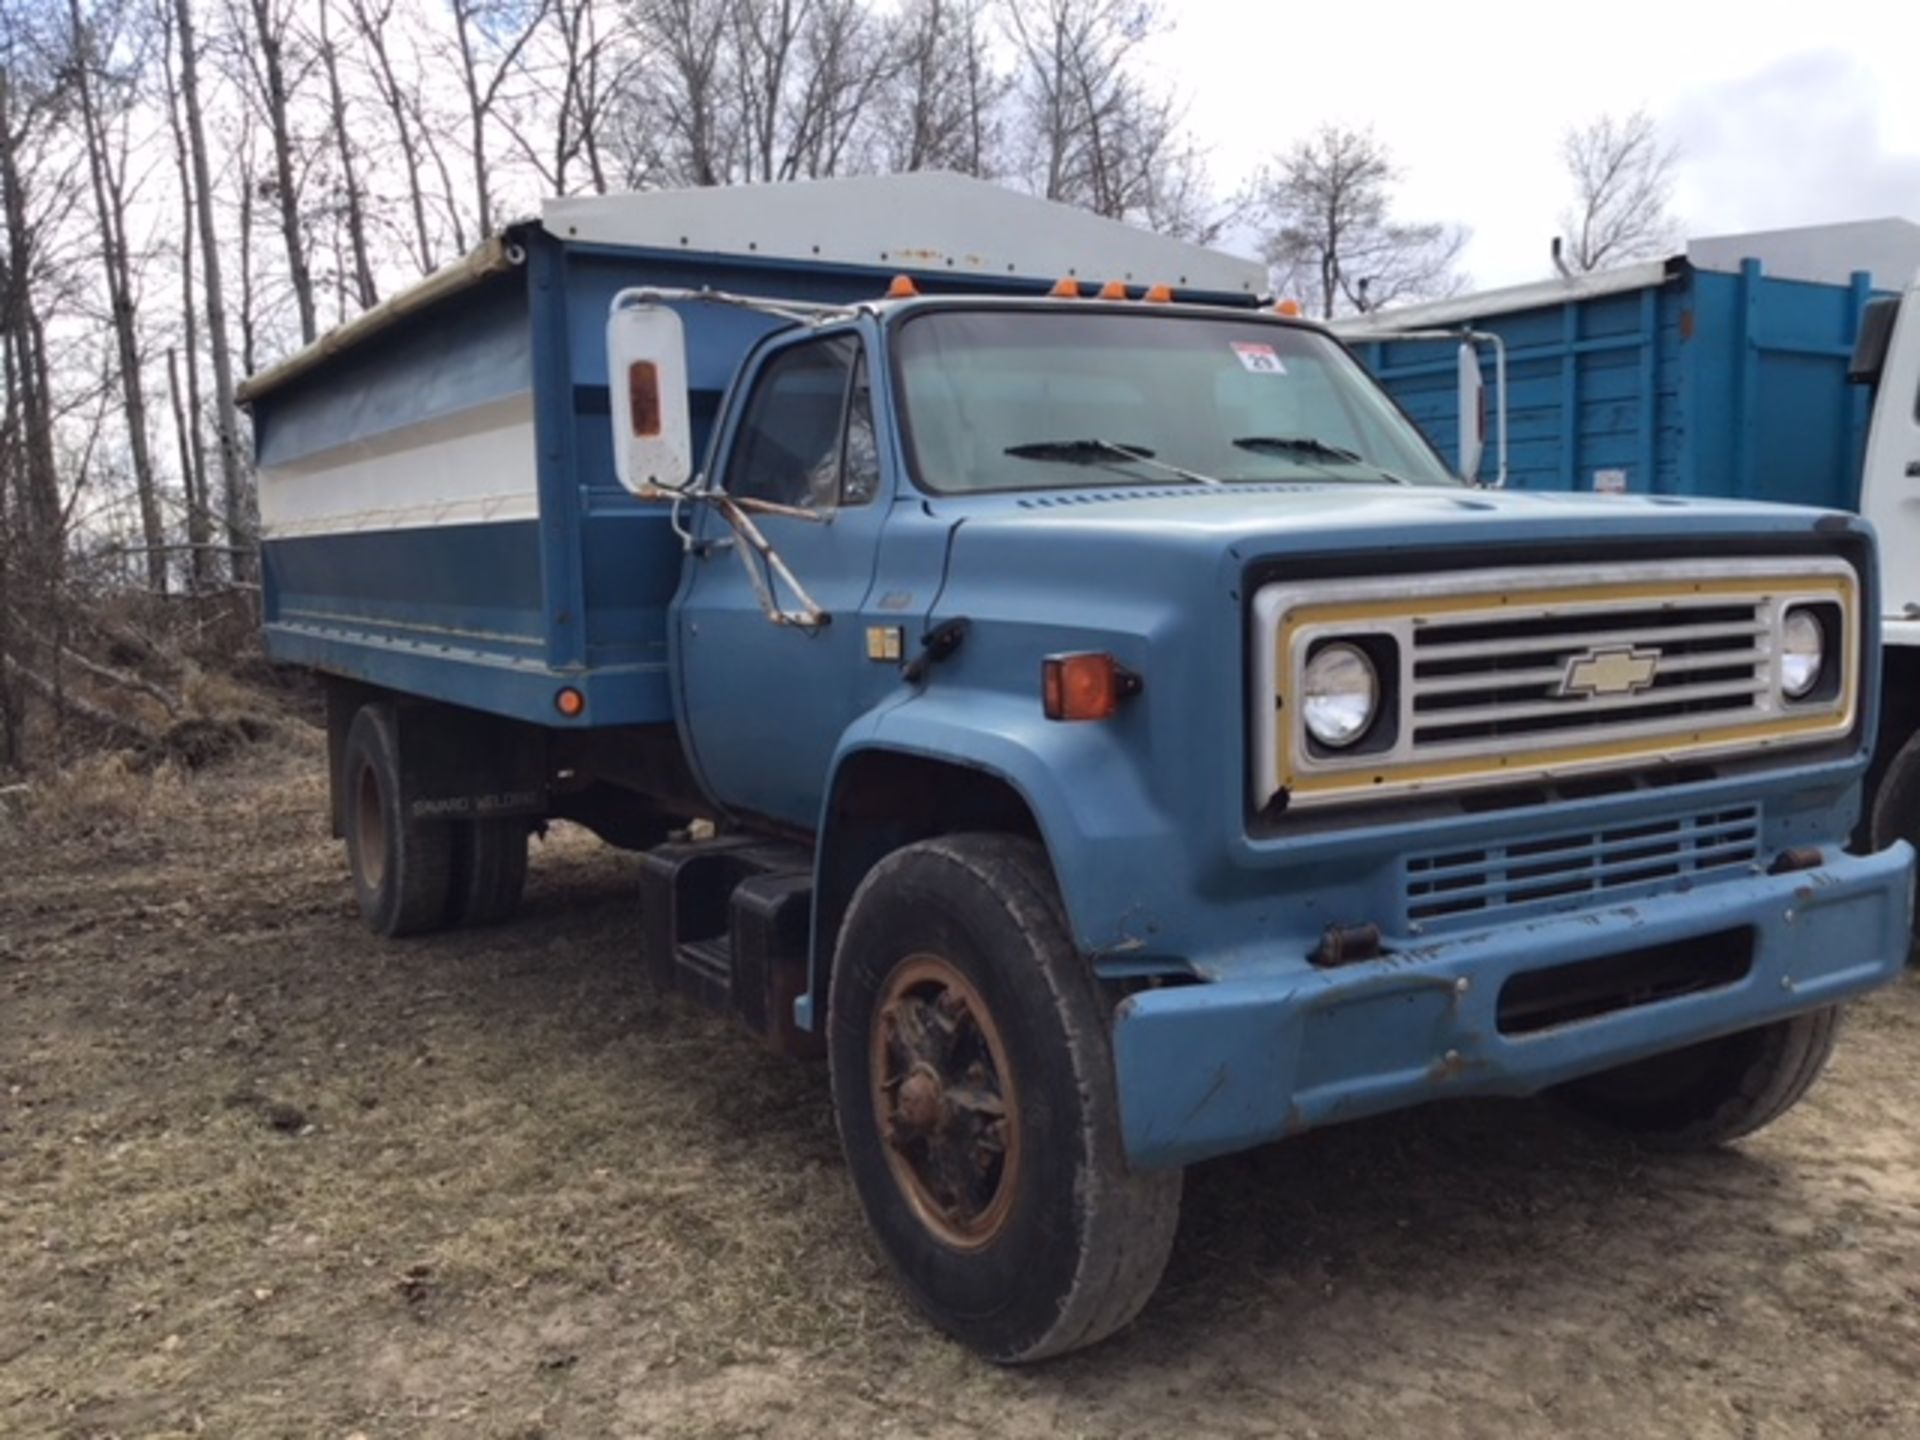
(1232, 342, 1287, 374)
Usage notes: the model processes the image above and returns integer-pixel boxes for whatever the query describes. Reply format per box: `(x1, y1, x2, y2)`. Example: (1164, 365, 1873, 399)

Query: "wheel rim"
(355, 761, 389, 894)
(870, 952, 1022, 1251)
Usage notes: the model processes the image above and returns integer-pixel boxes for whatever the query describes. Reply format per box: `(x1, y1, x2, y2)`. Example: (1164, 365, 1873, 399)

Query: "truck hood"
(933, 483, 1855, 558)
(925, 482, 1867, 639)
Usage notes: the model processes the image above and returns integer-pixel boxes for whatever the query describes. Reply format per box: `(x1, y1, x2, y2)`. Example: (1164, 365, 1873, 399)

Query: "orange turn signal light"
(555, 687, 586, 718)
(1049, 277, 1082, 298)
(1042, 653, 1141, 721)
(1274, 298, 1304, 317)
(1098, 280, 1128, 299)
(886, 274, 920, 298)
(1143, 283, 1174, 303)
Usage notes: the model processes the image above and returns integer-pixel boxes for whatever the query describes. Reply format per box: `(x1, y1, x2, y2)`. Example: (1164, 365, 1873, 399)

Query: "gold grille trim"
(1251, 558, 1858, 810)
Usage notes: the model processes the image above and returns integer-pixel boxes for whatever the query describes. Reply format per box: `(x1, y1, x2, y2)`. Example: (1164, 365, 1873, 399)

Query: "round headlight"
(1780, 609, 1824, 699)
(1302, 643, 1380, 749)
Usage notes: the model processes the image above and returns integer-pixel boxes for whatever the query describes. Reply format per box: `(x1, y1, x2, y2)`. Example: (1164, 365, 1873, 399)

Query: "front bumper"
(1111, 841, 1914, 1168)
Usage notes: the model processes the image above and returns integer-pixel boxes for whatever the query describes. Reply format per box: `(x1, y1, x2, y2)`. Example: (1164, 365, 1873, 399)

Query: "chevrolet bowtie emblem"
(1560, 645, 1660, 698)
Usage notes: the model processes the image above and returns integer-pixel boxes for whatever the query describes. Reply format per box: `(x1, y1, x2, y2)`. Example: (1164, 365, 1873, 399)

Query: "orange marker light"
(886, 273, 920, 298)
(1274, 298, 1304, 318)
(1098, 280, 1128, 299)
(1049, 277, 1082, 298)
(1143, 283, 1174, 303)
(1042, 653, 1140, 721)
(555, 687, 586, 718)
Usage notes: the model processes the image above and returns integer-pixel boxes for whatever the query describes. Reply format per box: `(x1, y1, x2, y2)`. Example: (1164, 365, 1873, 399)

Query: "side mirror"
(608, 303, 695, 493)
(1456, 340, 1486, 483)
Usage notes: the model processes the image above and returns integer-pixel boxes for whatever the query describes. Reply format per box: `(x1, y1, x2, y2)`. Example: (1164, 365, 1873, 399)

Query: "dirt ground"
(4, 724, 1919, 1440)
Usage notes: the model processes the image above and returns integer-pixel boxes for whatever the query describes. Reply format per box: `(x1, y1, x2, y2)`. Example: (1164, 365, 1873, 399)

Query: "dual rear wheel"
(342, 704, 529, 937)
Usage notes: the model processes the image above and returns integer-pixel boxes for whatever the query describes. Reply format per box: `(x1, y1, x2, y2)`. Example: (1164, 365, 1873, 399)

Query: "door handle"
(1907, 461, 1920, 477)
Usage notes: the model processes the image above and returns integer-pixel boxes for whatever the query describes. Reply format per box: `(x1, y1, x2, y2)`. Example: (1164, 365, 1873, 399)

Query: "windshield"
(892, 308, 1459, 494)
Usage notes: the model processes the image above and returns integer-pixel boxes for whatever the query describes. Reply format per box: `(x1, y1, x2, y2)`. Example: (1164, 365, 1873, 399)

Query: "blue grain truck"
(1340, 226, 1920, 910)
(239, 176, 1913, 1361)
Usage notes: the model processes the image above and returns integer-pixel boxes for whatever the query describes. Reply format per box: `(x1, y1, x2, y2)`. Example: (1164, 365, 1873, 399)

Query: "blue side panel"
(261, 519, 672, 723)
(264, 623, 670, 723)
(264, 522, 545, 654)
(1355, 260, 1890, 511)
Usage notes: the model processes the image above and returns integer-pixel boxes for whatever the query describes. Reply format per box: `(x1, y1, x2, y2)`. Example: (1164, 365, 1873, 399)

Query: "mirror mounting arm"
(714, 494, 831, 630)
(1375, 325, 1509, 489)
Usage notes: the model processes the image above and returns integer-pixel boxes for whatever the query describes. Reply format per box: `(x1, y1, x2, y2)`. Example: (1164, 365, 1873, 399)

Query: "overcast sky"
(1154, 0, 1920, 289)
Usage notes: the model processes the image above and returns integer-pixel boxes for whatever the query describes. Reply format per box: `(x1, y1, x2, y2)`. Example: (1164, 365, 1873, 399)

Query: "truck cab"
(242, 176, 1914, 1364)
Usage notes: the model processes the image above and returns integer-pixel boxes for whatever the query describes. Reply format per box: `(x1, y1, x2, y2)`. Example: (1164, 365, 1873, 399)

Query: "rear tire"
(827, 833, 1182, 1363)
(1555, 1007, 1842, 1150)
(342, 704, 455, 938)
(446, 818, 530, 927)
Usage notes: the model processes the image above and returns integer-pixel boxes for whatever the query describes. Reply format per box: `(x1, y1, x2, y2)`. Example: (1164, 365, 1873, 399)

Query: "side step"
(637, 837, 820, 1056)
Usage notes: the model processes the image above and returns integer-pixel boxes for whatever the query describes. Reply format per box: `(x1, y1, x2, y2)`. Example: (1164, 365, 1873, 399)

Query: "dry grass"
(4, 751, 192, 844)
(4, 716, 1920, 1439)
(175, 663, 273, 722)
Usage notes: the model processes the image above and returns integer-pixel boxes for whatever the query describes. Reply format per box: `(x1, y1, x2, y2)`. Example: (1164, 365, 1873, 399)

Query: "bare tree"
(615, 0, 905, 189)
(779, 0, 899, 179)
(64, 0, 168, 591)
(172, 0, 252, 577)
(730, 0, 806, 183)
(238, 0, 317, 342)
(157, 0, 212, 591)
(616, 0, 735, 187)
(0, 12, 68, 548)
(235, 111, 259, 376)
(348, 0, 438, 272)
(879, 0, 1003, 176)
(1255, 125, 1467, 319)
(498, 0, 631, 195)
(1558, 110, 1678, 273)
(447, 0, 551, 235)
(1003, 0, 1224, 238)
(312, 0, 377, 308)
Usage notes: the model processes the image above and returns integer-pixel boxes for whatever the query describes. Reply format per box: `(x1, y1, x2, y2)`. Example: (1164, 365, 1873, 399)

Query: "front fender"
(822, 687, 1186, 962)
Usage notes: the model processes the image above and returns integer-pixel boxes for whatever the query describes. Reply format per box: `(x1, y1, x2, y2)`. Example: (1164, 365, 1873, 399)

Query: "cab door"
(674, 327, 894, 828)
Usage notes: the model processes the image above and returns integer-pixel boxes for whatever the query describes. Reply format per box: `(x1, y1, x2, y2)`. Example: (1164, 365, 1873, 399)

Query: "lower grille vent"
(1406, 805, 1762, 925)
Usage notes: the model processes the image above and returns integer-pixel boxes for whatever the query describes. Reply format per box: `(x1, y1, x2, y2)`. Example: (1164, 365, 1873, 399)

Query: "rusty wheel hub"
(870, 953, 1021, 1250)
(355, 762, 388, 892)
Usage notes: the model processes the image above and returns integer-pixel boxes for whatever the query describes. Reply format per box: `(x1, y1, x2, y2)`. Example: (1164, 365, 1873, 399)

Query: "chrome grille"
(1252, 556, 1859, 811)
(1409, 600, 1769, 749)
(1405, 805, 1762, 927)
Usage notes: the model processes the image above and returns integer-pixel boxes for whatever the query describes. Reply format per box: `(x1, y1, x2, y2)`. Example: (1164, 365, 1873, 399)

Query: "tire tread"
(833, 833, 1180, 1363)
(1562, 1006, 1842, 1151)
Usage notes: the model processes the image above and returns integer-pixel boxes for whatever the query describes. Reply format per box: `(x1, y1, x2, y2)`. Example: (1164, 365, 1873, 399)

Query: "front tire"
(827, 834, 1181, 1363)
(1555, 1007, 1842, 1150)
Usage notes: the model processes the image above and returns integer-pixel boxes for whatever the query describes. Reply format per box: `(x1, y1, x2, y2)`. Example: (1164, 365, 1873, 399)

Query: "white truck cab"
(1858, 271, 1920, 643)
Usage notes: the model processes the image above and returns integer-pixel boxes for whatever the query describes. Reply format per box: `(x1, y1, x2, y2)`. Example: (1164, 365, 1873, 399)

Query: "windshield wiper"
(1005, 437, 1221, 487)
(1232, 435, 1362, 462)
(1230, 435, 1410, 485)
